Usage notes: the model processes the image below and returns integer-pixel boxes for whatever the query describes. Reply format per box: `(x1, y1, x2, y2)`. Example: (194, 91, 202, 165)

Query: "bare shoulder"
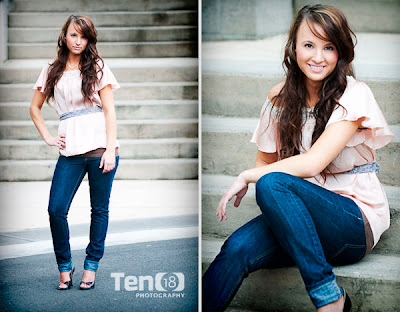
(267, 81, 285, 101)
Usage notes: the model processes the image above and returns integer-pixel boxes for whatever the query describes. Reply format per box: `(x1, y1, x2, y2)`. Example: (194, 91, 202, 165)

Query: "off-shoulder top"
(251, 76, 394, 247)
(33, 61, 120, 157)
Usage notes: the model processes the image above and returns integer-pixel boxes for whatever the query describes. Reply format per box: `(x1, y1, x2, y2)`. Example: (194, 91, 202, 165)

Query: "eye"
(325, 46, 335, 51)
(305, 43, 313, 48)
(71, 34, 76, 37)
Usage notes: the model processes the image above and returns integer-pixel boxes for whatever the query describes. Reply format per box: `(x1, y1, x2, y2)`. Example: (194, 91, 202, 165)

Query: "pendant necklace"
(66, 62, 79, 71)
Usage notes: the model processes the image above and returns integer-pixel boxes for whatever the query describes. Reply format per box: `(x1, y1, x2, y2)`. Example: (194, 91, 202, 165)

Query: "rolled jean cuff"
(58, 260, 73, 273)
(84, 259, 99, 271)
(308, 276, 343, 308)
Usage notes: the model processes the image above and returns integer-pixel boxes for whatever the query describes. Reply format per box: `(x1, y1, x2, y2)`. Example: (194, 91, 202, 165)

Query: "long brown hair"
(271, 5, 355, 160)
(43, 15, 103, 104)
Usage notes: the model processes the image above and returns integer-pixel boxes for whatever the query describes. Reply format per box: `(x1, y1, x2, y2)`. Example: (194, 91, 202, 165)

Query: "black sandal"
(57, 267, 75, 290)
(80, 280, 95, 290)
(343, 289, 352, 312)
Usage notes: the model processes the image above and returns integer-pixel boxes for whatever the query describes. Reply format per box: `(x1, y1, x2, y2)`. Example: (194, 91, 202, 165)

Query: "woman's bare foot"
(316, 295, 344, 312)
(80, 270, 96, 289)
(58, 269, 73, 289)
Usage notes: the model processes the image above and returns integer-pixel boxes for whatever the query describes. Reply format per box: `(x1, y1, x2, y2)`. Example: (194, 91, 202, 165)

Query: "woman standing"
(203, 4, 393, 311)
(30, 15, 120, 290)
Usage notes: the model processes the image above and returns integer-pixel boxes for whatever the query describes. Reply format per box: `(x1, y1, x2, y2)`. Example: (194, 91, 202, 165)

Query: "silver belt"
(59, 106, 103, 121)
(343, 161, 380, 174)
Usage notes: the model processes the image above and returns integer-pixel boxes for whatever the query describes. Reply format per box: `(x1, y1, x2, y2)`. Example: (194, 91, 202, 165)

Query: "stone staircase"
(201, 2, 400, 311)
(0, 0, 198, 181)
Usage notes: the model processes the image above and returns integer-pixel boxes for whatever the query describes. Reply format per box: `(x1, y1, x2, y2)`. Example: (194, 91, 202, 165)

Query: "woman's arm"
(216, 118, 363, 221)
(99, 85, 117, 173)
(30, 90, 65, 149)
(254, 150, 278, 168)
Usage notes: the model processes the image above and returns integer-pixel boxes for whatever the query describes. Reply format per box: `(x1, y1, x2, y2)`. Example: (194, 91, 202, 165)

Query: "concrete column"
(0, 0, 9, 62)
(202, 0, 293, 40)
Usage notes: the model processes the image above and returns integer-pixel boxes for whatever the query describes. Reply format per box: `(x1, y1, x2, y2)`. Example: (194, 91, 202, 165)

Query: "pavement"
(0, 180, 199, 312)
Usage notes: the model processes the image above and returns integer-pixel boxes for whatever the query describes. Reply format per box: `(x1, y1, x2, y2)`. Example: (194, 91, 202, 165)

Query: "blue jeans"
(48, 155, 119, 273)
(203, 172, 367, 311)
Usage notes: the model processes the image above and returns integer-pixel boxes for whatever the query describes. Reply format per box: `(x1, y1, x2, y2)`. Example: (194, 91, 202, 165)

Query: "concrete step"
(202, 236, 400, 311)
(8, 10, 197, 27)
(0, 82, 198, 102)
(9, 26, 197, 43)
(202, 115, 400, 186)
(0, 158, 198, 181)
(11, 0, 198, 12)
(0, 58, 198, 83)
(8, 41, 197, 58)
(0, 100, 198, 120)
(202, 174, 400, 255)
(0, 118, 198, 140)
(202, 73, 400, 125)
(0, 138, 198, 160)
(294, 0, 400, 34)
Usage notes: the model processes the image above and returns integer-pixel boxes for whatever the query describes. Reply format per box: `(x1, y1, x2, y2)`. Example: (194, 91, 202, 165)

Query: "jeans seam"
(329, 244, 366, 262)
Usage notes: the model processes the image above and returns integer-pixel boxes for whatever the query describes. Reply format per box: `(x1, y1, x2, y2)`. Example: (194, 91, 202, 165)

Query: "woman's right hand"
(216, 173, 249, 222)
(45, 134, 66, 150)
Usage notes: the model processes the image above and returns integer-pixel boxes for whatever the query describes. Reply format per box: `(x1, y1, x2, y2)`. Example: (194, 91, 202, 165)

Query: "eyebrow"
(301, 40, 334, 46)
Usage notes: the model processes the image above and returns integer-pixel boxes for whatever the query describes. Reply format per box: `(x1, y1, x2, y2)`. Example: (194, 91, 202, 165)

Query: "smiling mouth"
(308, 64, 326, 73)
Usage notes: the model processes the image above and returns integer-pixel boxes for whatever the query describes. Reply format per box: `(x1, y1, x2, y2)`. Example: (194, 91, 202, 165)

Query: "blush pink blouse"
(33, 61, 120, 157)
(251, 76, 394, 247)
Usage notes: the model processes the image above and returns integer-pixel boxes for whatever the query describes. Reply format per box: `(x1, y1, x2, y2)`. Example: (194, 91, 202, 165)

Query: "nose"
(76, 37, 81, 45)
(312, 48, 324, 63)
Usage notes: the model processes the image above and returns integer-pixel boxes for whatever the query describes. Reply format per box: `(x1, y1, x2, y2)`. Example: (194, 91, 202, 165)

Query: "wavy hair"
(271, 5, 356, 161)
(43, 15, 104, 104)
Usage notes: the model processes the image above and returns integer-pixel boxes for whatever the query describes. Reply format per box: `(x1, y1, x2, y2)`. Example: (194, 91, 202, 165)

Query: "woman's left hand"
(100, 149, 116, 173)
(216, 172, 249, 222)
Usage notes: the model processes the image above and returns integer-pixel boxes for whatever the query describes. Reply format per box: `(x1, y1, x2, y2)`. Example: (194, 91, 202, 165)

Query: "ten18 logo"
(111, 272, 185, 292)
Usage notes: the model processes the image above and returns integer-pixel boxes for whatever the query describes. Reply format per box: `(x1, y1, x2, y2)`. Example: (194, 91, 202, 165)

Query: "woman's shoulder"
(342, 76, 373, 99)
(338, 76, 376, 111)
(267, 81, 285, 102)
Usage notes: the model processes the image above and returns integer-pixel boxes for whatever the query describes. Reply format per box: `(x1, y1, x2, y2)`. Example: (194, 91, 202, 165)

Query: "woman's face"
(295, 20, 338, 86)
(65, 22, 88, 56)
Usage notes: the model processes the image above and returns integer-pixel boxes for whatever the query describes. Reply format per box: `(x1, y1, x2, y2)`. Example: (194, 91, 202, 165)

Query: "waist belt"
(343, 161, 380, 174)
(60, 106, 103, 121)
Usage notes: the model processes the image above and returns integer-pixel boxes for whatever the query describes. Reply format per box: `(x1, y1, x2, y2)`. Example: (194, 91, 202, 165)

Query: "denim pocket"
(328, 244, 366, 266)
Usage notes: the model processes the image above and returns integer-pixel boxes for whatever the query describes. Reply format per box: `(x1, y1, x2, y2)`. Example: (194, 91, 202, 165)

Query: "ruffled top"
(33, 61, 120, 156)
(251, 76, 394, 246)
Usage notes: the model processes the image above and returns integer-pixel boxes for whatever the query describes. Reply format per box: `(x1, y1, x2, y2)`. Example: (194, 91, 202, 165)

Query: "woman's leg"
(255, 172, 366, 309)
(48, 156, 86, 272)
(84, 156, 119, 272)
(202, 214, 294, 312)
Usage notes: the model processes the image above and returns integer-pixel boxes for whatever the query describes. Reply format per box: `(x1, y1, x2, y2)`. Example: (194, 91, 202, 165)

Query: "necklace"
(66, 62, 79, 71)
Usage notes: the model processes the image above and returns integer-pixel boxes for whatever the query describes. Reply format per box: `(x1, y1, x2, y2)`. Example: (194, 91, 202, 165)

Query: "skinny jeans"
(48, 155, 119, 272)
(202, 172, 367, 311)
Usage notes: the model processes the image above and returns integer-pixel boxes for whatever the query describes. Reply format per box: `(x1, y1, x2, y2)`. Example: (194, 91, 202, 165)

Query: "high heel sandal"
(343, 289, 352, 312)
(80, 280, 95, 290)
(57, 267, 75, 290)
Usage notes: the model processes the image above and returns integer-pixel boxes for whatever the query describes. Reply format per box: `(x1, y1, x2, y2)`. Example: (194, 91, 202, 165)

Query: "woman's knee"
(48, 203, 67, 220)
(256, 172, 293, 191)
(256, 172, 295, 199)
(90, 205, 109, 219)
